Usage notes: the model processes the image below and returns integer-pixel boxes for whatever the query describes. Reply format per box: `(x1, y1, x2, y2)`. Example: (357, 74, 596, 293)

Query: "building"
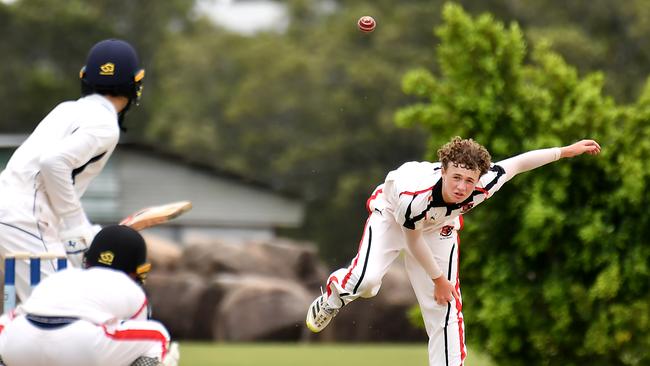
(0, 134, 304, 243)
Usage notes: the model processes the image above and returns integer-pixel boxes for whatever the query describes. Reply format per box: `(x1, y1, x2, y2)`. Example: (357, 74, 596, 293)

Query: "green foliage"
(461, 0, 650, 102)
(399, 3, 649, 365)
(0, 0, 194, 134)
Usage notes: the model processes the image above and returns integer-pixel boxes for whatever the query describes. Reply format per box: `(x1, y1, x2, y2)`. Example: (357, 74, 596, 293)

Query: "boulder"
(211, 274, 312, 341)
(141, 233, 183, 272)
(180, 239, 328, 288)
(143, 238, 426, 342)
(145, 271, 214, 339)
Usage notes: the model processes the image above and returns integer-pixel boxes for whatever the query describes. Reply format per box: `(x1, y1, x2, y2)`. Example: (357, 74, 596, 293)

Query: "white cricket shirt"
(371, 161, 508, 232)
(369, 146, 562, 233)
(18, 267, 148, 324)
(0, 94, 120, 228)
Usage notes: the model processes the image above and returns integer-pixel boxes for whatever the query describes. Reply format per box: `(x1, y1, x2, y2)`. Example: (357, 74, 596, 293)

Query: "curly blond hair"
(437, 137, 492, 176)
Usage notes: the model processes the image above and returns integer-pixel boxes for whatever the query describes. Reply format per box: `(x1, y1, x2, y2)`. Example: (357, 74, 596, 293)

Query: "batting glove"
(60, 224, 101, 266)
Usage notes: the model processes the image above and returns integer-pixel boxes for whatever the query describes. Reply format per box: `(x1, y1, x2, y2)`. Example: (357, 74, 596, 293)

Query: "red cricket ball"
(358, 16, 376, 33)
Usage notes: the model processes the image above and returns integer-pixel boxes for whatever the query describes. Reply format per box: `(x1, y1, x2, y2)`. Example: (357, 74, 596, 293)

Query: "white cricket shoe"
(306, 293, 339, 333)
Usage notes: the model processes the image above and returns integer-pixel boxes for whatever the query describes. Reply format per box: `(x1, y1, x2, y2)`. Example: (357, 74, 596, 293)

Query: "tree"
(398, 3, 648, 365)
(0, 0, 194, 135)
(460, 0, 650, 103)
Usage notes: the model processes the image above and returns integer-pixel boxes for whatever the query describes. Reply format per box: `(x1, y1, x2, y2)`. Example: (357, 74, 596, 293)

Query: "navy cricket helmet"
(83, 224, 151, 285)
(79, 39, 145, 104)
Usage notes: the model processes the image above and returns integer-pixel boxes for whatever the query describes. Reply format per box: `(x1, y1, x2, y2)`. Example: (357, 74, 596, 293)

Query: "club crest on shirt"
(440, 225, 454, 237)
(461, 202, 474, 213)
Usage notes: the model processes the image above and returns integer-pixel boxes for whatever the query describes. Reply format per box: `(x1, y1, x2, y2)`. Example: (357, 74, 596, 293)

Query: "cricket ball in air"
(358, 16, 376, 33)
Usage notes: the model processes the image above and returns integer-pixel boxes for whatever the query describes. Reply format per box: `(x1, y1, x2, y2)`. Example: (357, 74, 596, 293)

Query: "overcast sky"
(195, 0, 289, 35)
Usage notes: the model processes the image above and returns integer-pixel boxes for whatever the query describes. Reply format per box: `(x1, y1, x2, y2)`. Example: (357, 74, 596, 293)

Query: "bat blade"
(119, 201, 192, 231)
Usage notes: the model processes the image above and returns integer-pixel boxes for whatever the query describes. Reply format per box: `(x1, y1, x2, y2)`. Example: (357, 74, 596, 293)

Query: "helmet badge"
(99, 62, 115, 76)
(98, 251, 115, 266)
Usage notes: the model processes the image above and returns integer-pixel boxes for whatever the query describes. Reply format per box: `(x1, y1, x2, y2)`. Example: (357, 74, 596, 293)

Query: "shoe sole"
(306, 297, 324, 333)
(305, 318, 322, 333)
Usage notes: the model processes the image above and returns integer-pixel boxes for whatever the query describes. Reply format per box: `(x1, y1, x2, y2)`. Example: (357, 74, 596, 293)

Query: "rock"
(145, 271, 214, 339)
(180, 239, 328, 288)
(144, 238, 425, 342)
(141, 233, 182, 272)
(211, 274, 311, 341)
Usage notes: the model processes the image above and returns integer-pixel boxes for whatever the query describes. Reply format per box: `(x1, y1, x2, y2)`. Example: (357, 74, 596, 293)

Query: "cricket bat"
(119, 201, 193, 231)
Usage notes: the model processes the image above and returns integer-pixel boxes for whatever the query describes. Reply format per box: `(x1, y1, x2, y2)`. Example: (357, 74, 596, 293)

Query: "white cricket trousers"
(0, 190, 68, 304)
(325, 211, 467, 366)
(0, 315, 170, 366)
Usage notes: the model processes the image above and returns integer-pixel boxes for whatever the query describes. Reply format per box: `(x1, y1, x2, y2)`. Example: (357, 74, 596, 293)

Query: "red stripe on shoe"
(326, 276, 339, 297)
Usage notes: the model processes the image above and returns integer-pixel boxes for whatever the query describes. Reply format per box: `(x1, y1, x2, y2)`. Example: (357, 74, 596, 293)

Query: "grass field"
(179, 343, 495, 366)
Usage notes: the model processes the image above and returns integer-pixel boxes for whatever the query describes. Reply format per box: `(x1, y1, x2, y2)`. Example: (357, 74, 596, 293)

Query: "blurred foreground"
(178, 343, 495, 366)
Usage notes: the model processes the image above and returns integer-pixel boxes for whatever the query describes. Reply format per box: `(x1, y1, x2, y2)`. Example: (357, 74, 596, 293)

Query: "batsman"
(306, 136, 601, 366)
(0, 38, 145, 305)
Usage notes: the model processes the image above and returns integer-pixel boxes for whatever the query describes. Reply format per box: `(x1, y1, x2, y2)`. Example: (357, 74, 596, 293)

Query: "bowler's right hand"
(433, 276, 460, 305)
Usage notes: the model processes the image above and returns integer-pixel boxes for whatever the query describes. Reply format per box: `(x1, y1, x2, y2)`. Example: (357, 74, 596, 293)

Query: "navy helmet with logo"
(79, 39, 145, 107)
(83, 224, 151, 285)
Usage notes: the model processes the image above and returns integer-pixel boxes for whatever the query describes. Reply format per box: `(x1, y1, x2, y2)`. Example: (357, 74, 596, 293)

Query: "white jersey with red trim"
(17, 267, 147, 324)
(371, 161, 508, 232)
(314, 147, 566, 366)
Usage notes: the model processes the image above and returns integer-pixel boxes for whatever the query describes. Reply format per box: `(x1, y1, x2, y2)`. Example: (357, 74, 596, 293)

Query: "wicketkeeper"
(0, 224, 179, 366)
(0, 38, 145, 304)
